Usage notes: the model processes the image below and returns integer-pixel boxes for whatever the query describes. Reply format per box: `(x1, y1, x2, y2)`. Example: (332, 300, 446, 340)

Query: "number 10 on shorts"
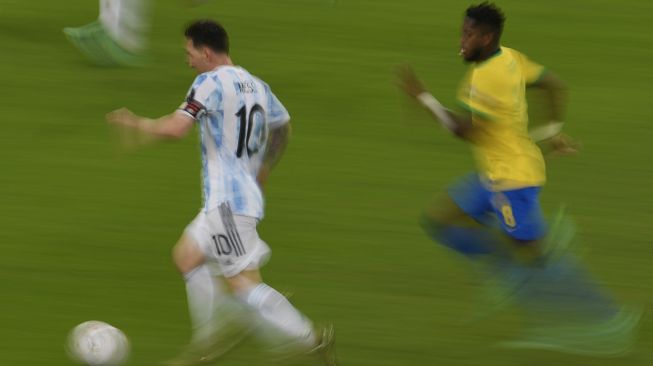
(211, 233, 246, 257)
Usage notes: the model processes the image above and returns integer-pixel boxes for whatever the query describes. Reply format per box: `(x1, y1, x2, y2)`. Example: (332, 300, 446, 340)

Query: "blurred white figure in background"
(64, 0, 151, 66)
(98, 0, 150, 54)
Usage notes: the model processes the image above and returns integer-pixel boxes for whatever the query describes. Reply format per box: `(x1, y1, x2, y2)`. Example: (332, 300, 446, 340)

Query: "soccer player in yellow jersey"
(398, 2, 640, 356)
(400, 2, 573, 261)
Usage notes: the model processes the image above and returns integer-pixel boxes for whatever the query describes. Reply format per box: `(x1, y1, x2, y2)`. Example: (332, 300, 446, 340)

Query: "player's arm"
(106, 75, 215, 143)
(396, 65, 475, 140)
(106, 108, 195, 140)
(528, 71, 579, 155)
(257, 123, 291, 190)
(530, 71, 567, 124)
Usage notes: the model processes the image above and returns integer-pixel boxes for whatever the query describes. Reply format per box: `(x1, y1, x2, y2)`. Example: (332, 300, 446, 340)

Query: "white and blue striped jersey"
(178, 65, 290, 219)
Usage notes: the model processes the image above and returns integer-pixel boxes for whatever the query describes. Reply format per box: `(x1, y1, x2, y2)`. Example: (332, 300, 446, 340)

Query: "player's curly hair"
(185, 19, 229, 54)
(466, 2, 505, 37)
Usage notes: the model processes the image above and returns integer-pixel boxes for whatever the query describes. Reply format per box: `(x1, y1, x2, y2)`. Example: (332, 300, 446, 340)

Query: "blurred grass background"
(1, 0, 652, 364)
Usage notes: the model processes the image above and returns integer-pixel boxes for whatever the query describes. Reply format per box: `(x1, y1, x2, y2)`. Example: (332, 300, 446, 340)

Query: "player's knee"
(224, 270, 262, 293)
(420, 212, 446, 237)
(420, 213, 498, 257)
(172, 237, 204, 274)
(420, 213, 452, 247)
(172, 245, 192, 273)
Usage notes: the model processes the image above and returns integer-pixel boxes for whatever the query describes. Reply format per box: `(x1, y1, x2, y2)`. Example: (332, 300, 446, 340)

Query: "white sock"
(98, 0, 150, 52)
(184, 265, 240, 342)
(237, 283, 315, 346)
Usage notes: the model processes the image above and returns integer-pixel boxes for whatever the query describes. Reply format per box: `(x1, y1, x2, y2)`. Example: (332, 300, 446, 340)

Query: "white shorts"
(185, 203, 271, 278)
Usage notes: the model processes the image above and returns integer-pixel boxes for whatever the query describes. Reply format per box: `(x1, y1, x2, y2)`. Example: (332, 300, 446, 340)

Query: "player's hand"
(106, 108, 139, 127)
(543, 133, 580, 157)
(106, 108, 155, 150)
(396, 64, 427, 99)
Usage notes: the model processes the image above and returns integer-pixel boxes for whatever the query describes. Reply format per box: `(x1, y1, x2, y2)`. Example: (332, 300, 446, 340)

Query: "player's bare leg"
(501, 213, 642, 356)
(166, 234, 251, 366)
(421, 193, 526, 321)
(225, 269, 337, 365)
(426, 203, 645, 355)
(422, 192, 639, 347)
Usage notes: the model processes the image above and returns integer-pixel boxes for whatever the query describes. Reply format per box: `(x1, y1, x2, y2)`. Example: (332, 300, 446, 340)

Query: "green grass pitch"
(1, 0, 651, 364)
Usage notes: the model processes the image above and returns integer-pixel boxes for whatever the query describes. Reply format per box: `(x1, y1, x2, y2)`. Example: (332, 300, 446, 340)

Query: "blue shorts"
(448, 173, 547, 241)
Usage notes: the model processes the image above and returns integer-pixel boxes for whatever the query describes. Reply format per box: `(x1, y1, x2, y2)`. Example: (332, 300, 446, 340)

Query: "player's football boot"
(500, 305, 643, 356)
(311, 324, 337, 366)
(267, 324, 338, 366)
(163, 321, 254, 366)
(64, 21, 146, 67)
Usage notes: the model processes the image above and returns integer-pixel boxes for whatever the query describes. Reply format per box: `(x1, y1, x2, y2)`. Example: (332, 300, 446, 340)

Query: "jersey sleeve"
(456, 68, 501, 122)
(263, 84, 290, 129)
(515, 51, 546, 85)
(178, 74, 221, 120)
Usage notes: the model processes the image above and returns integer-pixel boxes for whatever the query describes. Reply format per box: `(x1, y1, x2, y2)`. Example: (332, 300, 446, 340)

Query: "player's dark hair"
(184, 19, 229, 54)
(466, 2, 505, 38)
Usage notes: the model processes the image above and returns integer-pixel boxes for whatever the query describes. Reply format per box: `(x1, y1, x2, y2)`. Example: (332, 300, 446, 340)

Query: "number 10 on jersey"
(235, 104, 267, 158)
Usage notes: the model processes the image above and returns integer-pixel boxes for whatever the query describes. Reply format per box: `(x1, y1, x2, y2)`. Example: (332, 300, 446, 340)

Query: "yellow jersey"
(456, 47, 547, 191)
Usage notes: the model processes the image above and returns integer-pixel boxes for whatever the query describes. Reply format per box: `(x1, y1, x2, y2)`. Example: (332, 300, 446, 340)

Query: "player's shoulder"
(219, 66, 271, 92)
(502, 46, 531, 64)
(192, 70, 222, 90)
(475, 48, 521, 77)
(484, 47, 519, 66)
(198, 65, 246, 83)
(501, 46, 521, 56)
(473, 57, 504, 82)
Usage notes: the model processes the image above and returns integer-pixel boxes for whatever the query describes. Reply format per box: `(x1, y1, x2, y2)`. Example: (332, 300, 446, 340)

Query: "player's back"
(190, 65, 290, 218)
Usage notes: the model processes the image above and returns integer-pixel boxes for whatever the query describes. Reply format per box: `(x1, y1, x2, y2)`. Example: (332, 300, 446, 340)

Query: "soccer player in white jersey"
(64, 0, 151, 66)
(106, 19, 336, 366)
(63, 0, 208, 66)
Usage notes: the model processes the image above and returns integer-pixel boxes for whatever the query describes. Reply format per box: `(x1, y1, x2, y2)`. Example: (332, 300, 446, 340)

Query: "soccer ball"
(67, 321, 130, 366)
